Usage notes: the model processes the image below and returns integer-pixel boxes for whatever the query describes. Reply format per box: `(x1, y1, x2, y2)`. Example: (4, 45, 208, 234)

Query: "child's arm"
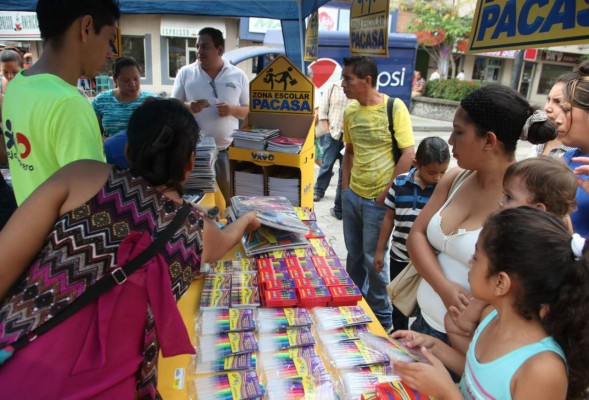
(445, 312, 473, 355)
(374, 208, 396, 273)
(202, 211, 260, 263)
(512, 351, 568, 399)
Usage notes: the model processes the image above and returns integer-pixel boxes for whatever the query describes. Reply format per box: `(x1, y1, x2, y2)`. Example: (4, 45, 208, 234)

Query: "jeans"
(410, 310, 449, 345)
(314, 135, 343, 198)
(215, 149, 231, 205)
(343, 188, 392, 327)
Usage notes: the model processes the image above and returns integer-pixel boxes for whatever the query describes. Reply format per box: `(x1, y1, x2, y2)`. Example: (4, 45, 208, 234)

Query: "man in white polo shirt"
(172, 27, 249, 203)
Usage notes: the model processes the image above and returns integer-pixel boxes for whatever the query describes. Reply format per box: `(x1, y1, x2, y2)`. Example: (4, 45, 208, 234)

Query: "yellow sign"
(304, 11, 319, 61)
(110, 26, 122, 58)
(250, 56, 314, 115)
(350, 0, 390, 57)
(469, 0, 589, 53)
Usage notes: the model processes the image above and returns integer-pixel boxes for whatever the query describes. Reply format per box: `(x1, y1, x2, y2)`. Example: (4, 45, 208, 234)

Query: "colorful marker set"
(357, 331, 431, 364)
(195, 309, 257, 335)
(201, 258, 257, 275)
(197, 331, 259, 362)
(257, 308, 313, 333)
(315, 325, 369, 345)
(338, 372, 401, 400)
(312, 306, 373, 331)
(258, 326, 316, 352)
(264, 375, 336, 400)
(201, 270, 260, 309)
(258, 256, 360, 308)
(194, 353, 257, 374)
(323, 340, 390, 370)
(191, 370, 264, 400)
(259, 346, 328, 380)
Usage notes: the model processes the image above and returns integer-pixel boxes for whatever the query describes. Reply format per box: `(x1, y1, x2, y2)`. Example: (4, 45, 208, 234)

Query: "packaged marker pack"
(259, 346, 328, 380)
(257, 308, 313, 333)
(196, 332, 259, 362)
(258, 326, 316, 352)
(195, 308, 257, 335)
(190, 370, 264, 400)
(193, 352, 257, 374)
(312, 306, 372, 331)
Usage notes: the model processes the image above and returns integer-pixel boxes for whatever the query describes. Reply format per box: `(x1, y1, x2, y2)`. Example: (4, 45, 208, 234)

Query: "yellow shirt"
(343, 95, 414, 199)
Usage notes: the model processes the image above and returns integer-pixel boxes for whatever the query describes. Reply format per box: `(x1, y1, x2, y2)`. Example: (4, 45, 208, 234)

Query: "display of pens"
(196, 309, 257, 335)
(258, 326, 316, 352)
(197, 332, 259, 362)
(257, 308, 313, 333)
(191, 370, 264, 400)
(312, 306, 372, 331)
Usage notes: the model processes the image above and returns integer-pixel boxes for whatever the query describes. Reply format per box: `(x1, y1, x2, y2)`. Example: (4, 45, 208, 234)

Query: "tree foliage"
(404, 0, 472, 79)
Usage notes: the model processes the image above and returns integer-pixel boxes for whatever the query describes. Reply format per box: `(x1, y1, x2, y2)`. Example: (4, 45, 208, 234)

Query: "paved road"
(313, 115, 534, 266)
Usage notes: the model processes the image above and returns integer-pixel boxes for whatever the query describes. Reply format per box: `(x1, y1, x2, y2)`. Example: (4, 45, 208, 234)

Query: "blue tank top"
(459, 309, 565, 399)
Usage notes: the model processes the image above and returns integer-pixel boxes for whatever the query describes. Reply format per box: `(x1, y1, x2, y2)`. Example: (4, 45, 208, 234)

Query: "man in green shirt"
(2, 0, 120, 204)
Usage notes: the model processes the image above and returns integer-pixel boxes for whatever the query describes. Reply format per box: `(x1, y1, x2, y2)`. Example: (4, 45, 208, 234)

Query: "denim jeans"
(314, 135, 343, 198)
(343, 188, 392, 327)
(410, 310, 449, 345)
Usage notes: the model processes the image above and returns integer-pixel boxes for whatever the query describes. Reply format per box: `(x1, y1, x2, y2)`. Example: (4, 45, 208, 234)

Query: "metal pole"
(510, 50, 524, 91)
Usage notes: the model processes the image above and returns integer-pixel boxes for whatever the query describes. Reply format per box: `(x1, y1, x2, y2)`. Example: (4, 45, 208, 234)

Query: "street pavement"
(313, 114, 534, 266)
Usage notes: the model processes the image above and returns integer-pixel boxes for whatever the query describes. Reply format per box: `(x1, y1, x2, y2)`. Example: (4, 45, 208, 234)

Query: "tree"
(403, 0, 472, 79)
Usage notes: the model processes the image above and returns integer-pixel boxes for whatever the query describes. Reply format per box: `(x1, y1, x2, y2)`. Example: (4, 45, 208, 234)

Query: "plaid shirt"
(319, 81, 349, 140)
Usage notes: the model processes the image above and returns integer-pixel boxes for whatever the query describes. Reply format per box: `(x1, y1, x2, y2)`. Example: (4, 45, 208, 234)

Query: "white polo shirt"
(171, 58, 249, 149)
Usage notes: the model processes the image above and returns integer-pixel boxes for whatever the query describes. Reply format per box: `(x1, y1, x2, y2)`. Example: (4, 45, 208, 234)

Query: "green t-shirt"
(343, 95, 414, 199)
(3, 72, 105, 204)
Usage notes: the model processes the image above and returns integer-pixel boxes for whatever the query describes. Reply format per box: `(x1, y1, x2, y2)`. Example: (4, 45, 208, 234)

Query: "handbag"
(386, 169, 472, 317)
(0, 202, 192, 364)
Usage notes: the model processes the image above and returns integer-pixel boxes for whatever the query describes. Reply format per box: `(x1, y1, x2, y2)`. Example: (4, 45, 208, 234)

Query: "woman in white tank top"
(406, 85, 557, 341)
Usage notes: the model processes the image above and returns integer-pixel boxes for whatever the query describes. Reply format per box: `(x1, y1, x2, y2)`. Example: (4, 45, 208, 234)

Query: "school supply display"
(258, 326, 316, 352)
(257, 308, 313, 333)
(267, 167, 302, 207)
(256, 210, 310, 235)
(194, 353, 257, 374)
(312, 306, 373, 331)
(201, 259, 257, 275)
(186, 135, 218, 193)
(190, 370, 264, 400)
(231, 195, 299, 219)
(196, 331, 259, 362)
(241, 227, 309, 257)
(323, 340, 390, 369)
(232, 126, 280, 150)
(357, 331, 430, 364)
(338, 372, 401, 400)
(195, 309, 257, 335)
(259, 346, 328, 380)
(266, 135, 305, 153)
(264, 376, 336, 400)
(233, 162, 265, 197)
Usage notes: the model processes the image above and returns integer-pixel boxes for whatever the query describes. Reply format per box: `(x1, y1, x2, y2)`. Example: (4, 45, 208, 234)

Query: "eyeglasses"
(209, 80, 218, 99)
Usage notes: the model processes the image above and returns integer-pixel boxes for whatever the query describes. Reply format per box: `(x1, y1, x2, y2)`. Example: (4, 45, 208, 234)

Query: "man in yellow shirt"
(341, 56, 415, 331)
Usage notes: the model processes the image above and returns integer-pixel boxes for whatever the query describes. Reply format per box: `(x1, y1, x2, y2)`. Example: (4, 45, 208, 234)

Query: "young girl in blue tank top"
(392, 207, 589, 400)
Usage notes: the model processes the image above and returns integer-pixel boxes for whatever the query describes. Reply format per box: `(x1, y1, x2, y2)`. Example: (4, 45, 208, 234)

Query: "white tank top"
(416, 173, 481, 332)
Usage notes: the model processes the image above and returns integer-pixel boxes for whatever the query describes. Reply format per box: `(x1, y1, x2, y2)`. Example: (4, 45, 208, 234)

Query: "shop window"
(472, 57, 502, 82)
(121, 36, 146, 77)
(537, 64, 573, 95)
(168, 38, 197, 79)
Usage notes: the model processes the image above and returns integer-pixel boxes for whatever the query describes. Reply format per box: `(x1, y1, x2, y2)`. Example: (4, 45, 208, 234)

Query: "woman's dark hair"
(481, 207, 589, 400)
(503, 156, 577, 217)
(112, 56, 141, 79)
(36, 0, 120, 49)
(562, 60, 589, 114)
(0, 50, 23, 67)
(460, 84, 556, 153)
(415, 136, 450, 166)
(126, 99, 199, 196)
(343, 56, 378, 87)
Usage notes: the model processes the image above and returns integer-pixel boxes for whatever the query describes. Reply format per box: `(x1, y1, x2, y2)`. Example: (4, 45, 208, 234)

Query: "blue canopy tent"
(0, 0, 334, 68)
